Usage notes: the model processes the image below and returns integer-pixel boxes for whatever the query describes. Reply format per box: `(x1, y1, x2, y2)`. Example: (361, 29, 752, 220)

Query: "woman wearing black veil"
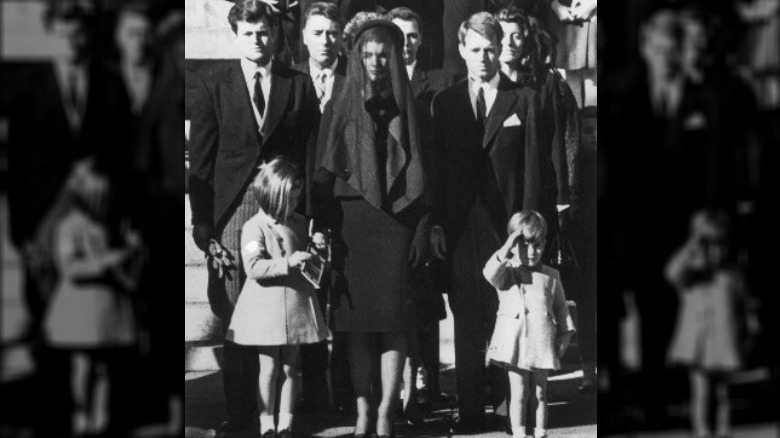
(312, 19, 429, 438)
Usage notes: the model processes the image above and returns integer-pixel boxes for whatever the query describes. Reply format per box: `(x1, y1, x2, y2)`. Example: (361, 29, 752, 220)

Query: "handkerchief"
(684, 112, 707, 130)
(503, 113, 522, 127)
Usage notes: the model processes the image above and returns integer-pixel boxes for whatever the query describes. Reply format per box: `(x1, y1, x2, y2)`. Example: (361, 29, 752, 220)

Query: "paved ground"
(185, 363, 597, 438)
(603, 424, 778, 438)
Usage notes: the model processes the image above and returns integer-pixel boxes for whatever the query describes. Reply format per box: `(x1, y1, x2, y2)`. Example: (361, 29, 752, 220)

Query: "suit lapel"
(260, 64, 291, 144)
(411, 68, 429, 98)
(483, 79, 517, 149)
(224, 62, 262, 144)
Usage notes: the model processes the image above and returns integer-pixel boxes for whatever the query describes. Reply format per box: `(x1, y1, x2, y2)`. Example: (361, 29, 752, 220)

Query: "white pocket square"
(684, 112, 707, 130)
(503, 114, 522, 127)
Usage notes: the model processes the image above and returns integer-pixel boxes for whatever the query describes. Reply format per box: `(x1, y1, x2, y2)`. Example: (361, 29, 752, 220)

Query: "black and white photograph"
(599, 1, 778, 437)
(1, 0, 778, 438)
(1, 0, 183, 436)
(183, 1, 595, 437)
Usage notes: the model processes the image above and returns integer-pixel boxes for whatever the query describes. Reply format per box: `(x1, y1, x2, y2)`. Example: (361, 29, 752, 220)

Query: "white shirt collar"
(406, 60, 417, 81)
(240, 57, 273, 129)
(469, 71, 500, 93)
(309, 57, 338, 80)
(469, 71, 501, 118)
(241, 57, 273, 82)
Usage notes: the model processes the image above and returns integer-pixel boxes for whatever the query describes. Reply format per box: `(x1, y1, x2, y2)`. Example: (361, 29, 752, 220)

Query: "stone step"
(185, 230, 207, 267)
(184, 195, 192, 227)
(1, 300, 28, 344)
(185, 265, 209, 303)
(185, 340, 222, 372)
(185, 302, 223, 342)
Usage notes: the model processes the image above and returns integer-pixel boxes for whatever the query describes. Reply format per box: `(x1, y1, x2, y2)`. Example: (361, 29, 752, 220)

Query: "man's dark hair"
(227, 0, 281, 36)
(303, 2, 341, 29)
(386, 7, 422, 37)
(43, 0, 93, 30)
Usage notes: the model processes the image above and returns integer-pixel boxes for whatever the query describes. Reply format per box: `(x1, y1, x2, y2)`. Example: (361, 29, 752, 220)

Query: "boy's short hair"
(386, 7, 423, 36)
(252, 157, 304, 222)
(690, 209, 730, 241)
(458, 11, 503, 46)
(227, 0, 281, 36)
(303, 2, 341, 29)
(508, 210, 547, 243)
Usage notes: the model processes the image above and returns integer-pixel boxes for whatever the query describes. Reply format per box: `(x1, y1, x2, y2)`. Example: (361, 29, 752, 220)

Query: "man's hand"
(430, 226, 447, 260)
(570, 0, 597, 22)
(557, 332, 573, 358)
(409, 223, 430, 268)
(193, 224, 214, 252)
(259, 0, 299, 13)
(551, 0, 575, 23)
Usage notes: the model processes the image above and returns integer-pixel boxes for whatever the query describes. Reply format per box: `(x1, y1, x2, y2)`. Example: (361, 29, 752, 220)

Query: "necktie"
(518, 265, 541, 284)
(477, 86, 487, 127)
(316, 72, 327, 101)
(253, 71, 265, 117)
(67, 70, 81, 113)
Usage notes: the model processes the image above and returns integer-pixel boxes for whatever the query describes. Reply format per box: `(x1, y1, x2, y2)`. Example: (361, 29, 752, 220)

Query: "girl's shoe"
(277, 429, 293, 438)
(261, 430, 277, 438)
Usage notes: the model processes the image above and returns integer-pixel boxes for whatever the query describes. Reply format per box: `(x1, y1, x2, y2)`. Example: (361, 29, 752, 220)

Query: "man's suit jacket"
(431, 73, 553, 250)
(292, 56, 347, 213)
(292, 55, 348, 114)
(7, 63, 122, 248)
(410, 66, 454, 147)
(188, 60, 319, 229)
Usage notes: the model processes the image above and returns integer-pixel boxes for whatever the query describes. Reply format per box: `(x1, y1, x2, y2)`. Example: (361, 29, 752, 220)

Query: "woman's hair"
(508, 209, 547, 243)
(495, 7, 536, 71)
(251, 156, 304, 222)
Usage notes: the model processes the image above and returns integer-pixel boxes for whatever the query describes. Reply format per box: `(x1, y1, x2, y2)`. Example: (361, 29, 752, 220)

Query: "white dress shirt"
(241, 57, 273, 131)
(309, 58, 338, 112)
(469, 72, 500, 120)
(54, 61, 88, 131)
(406, 60, 417, 81)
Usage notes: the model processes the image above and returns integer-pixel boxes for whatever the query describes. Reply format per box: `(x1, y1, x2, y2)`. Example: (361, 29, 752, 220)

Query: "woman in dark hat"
(312, 18, 429, 438)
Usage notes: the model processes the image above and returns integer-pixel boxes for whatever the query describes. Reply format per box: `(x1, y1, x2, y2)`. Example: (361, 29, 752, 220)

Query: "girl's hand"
(288, 251, 313, 270)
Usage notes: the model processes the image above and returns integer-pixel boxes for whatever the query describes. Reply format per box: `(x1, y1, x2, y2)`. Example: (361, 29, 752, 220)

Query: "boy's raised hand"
(499, 230, 525, 260)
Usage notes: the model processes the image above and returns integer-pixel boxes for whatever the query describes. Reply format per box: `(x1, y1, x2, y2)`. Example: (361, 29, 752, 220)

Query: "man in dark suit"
(386, 5, 454, 421)
(429, 12, 553, 434)
(6, 2, 132, 435)
(188, 1, 318, 436)
(291, 1, 350, 414)
(605, 6, 752, 425)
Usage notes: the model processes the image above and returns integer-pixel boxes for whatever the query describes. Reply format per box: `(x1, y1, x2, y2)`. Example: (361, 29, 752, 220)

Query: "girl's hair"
(507, 209, 547, 242)
(251, 156, 304, 222)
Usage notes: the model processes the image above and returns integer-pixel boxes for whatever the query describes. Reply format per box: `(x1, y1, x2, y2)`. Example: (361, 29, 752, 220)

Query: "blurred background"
(1, 0, 183, 437)
(598, 0, 778, 437)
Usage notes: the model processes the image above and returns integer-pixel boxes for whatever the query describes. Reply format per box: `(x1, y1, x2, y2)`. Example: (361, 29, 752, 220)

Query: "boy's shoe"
(277, 429, 293, 438)
(260, 430, 276, 438)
